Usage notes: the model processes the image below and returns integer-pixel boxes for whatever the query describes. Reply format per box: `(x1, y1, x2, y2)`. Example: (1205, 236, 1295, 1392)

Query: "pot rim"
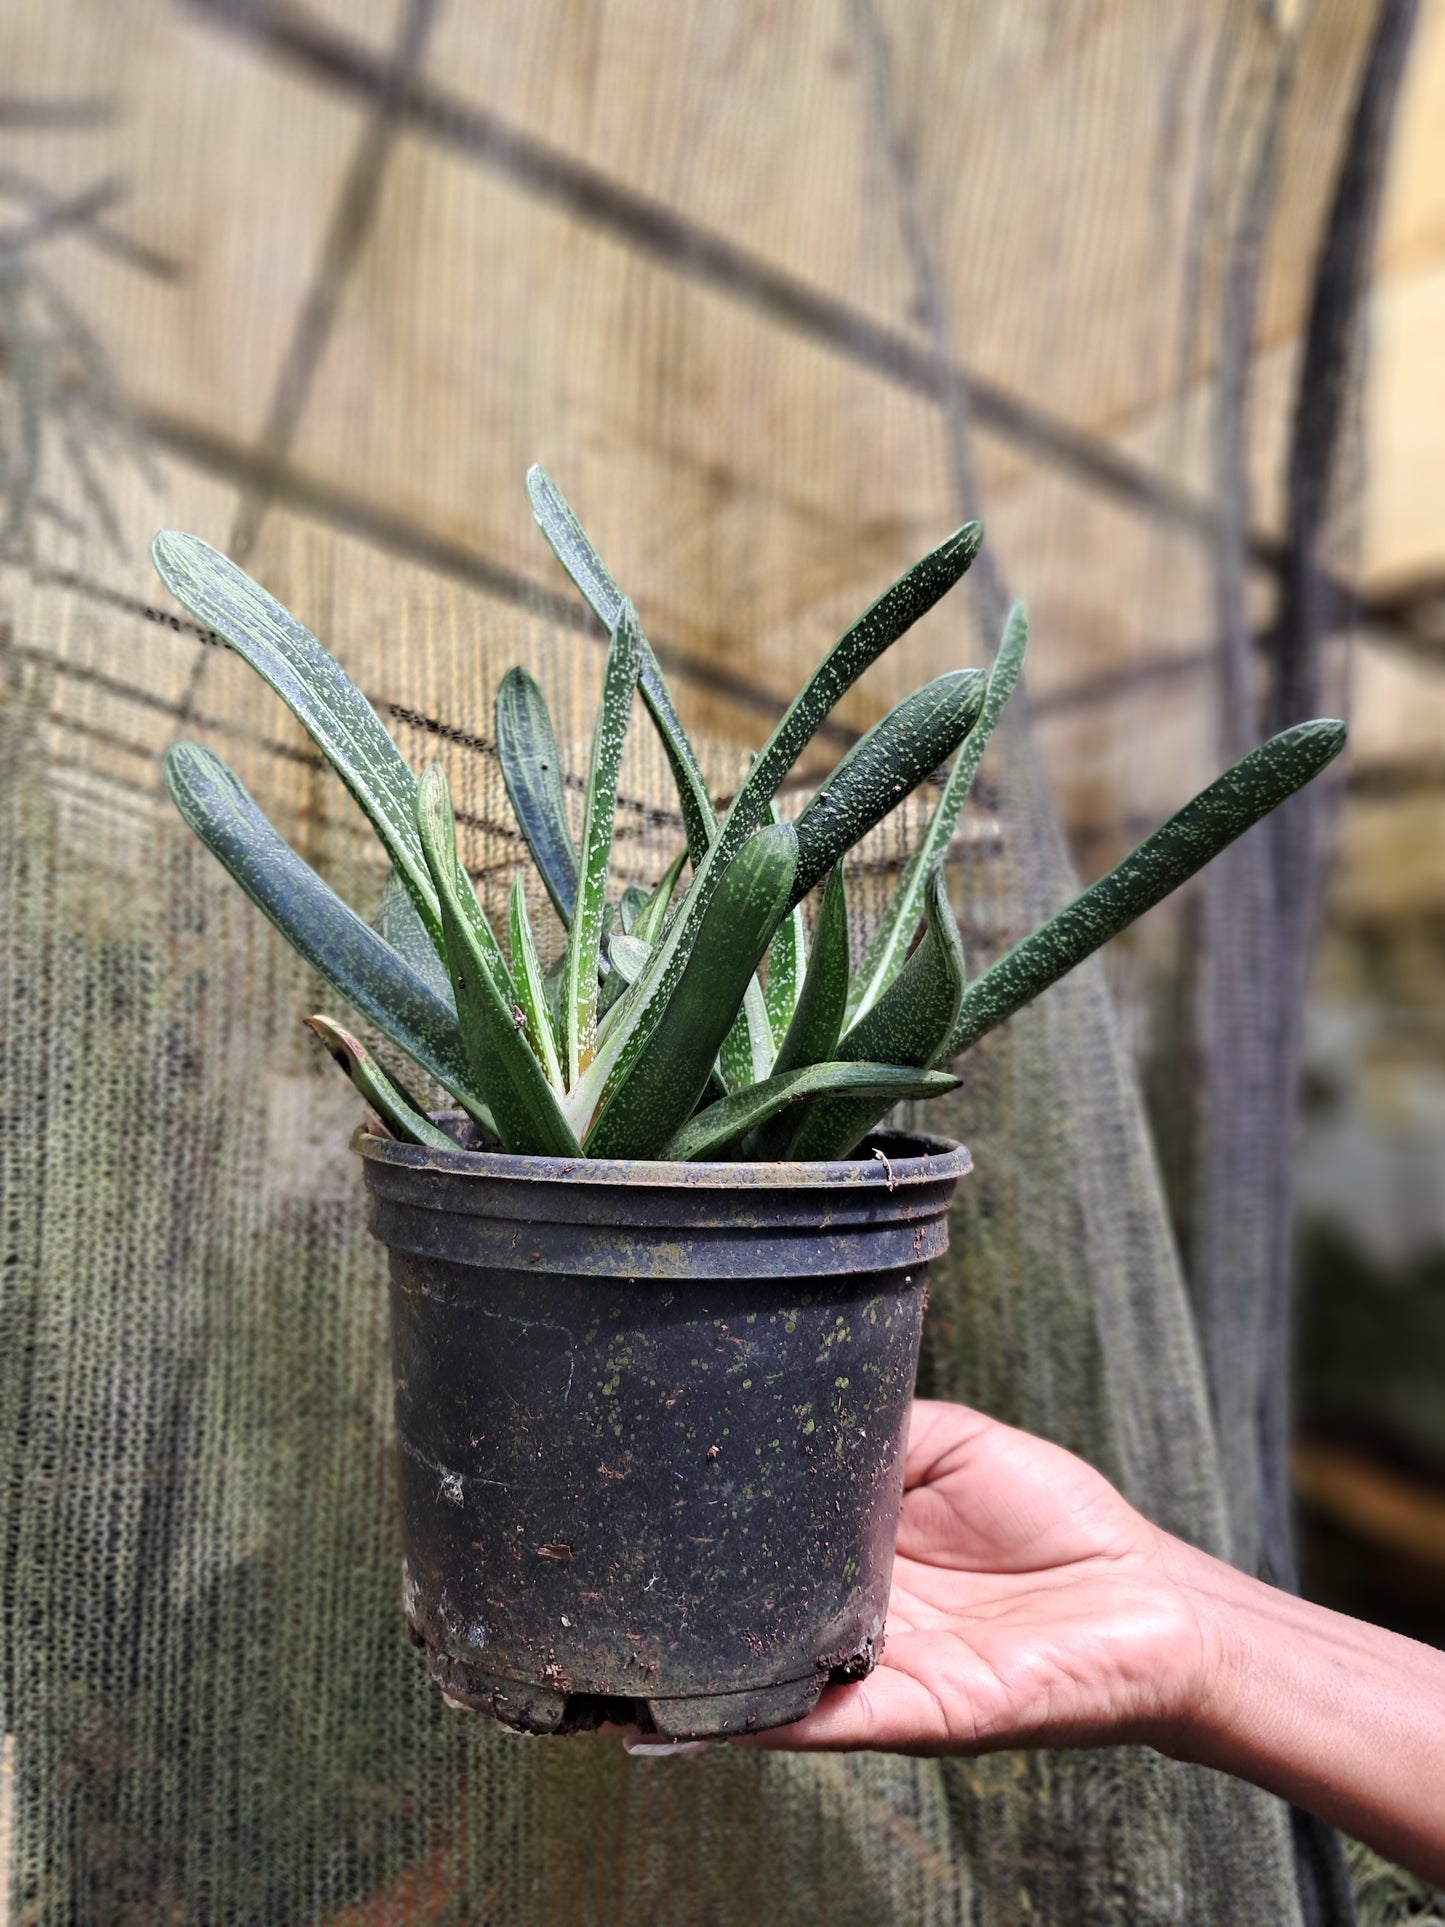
(355, 1118, 971, 1193)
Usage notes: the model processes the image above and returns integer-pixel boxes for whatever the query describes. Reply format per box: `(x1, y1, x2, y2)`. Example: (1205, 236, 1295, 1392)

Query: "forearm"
(1159, 1533, 1445, 1884)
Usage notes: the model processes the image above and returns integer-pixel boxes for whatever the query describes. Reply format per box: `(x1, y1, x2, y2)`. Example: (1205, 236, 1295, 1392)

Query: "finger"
(624, 1734, 715, 1757)
(735, 1663, 959, 1754)
(902, 1398, 997, 1490)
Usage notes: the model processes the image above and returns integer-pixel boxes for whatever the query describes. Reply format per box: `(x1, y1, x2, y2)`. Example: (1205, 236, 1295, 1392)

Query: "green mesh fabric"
(0, 1, 1410, 1919)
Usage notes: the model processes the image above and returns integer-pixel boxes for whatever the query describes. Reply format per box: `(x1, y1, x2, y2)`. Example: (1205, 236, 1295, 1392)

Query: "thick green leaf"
(718, 975, 776, 1093)
(763, 900, 806, 1050)
(597, 963, 628, 1020)
(719, 796, 797, 1092)
(526, 465, 716, 865)
(749, 864, 853, 1160)
(495, 665, 580, 927)
(561, 601, 643, 1084)
(747, 865, 852, 1159)
(525, 464, 626, 632)
(417, 765, 582, 1157)
(607, 932, 652, 983)
(618, 885, 649, 935)
(790, 669, 985, 907)
(597, 961, 635, 1028)
(581, 823, 799, 1158)
(715, 791, 786, 1093)
(725, 525, 984, 835)
(718, 805, 780, 1092)
(152, 531, 447, 961)
(626, 700, 755, 1070)
(944, 717, 1348, 1060)
(374, 865, 454, 1009)
(662, 1061, 958, 1162)
(303, 1014, 457, 1149)
(775, 866, 851, 1072)
(542, 951, 565, 1034)
(637, 638, 716, 867)
(793, 865, 965, 1160)
(850, 601, 1027, 1025)
(569, 521, 984, 1129)
(632, 848, 688, 944)
(163, 742, 492, 1126)
(509, 874, 563, 1093)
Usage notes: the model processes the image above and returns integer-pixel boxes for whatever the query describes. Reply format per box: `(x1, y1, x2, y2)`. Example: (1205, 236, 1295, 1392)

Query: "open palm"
(748, 1399, 1206, 1754)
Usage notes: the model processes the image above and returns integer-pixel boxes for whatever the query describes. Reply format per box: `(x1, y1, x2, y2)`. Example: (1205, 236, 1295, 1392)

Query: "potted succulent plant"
(153, 468, 1343, 1740)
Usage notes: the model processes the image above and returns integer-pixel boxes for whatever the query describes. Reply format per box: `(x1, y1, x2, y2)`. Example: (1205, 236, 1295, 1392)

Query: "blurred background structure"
(2, 1, 1443, 1921)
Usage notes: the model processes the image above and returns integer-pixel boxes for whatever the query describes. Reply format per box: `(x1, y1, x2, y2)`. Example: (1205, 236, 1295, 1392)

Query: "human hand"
(743, 1398, 1210, 1755)
(719, 1399, 1445, 1888)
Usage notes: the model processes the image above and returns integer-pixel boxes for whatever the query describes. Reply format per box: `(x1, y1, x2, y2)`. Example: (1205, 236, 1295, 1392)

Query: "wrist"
(1137, 1531, 1445, 1884)
(1109, 1521, 1445, 1885)
(1142, 1527, 1255, 1765)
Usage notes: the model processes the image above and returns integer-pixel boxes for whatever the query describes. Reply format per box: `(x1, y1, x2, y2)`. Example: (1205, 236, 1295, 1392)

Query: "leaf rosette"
(153, 472, 1345, 1160)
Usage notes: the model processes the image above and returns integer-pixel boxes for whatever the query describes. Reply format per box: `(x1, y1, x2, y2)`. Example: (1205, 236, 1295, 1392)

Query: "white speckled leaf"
(495, 665, 580, 927)
(303, 1014, 457, 1149)
(509, 874, 564, 1094)
(850, 600, 1027, 1026)
(561, 600, 643, 1085)
(152, 531, 447, 961)
(943, 716, 1348, 1060)
(661, 1060, 957, 1162)
(417, 764, 582, 1156)
(790, 667, 985, 906)
(163, 742, 489, 1124)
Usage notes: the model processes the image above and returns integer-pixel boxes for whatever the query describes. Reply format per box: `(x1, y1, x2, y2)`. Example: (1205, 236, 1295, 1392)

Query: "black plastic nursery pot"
(358, 1120, 971, 1741)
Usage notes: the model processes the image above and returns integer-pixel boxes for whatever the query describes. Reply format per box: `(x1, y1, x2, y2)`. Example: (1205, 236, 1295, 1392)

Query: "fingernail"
(624, 1737, 715, 1756)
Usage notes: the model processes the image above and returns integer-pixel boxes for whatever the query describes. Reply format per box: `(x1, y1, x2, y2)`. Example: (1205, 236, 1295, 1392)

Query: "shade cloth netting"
(0, 0, 1415, 1919)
